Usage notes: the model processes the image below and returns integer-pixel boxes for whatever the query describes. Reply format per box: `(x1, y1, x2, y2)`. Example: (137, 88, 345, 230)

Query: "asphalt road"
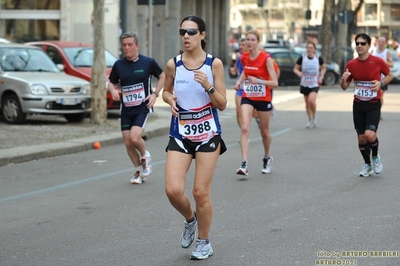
(1, 85, 400, 266)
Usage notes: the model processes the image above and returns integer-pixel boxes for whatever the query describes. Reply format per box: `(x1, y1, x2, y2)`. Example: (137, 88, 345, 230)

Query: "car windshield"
(62, 47, 118, 67)
(0, 47, 60, 72)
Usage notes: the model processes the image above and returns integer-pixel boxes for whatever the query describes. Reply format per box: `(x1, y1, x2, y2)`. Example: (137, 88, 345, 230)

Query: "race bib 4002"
(243, 80, 266, 97)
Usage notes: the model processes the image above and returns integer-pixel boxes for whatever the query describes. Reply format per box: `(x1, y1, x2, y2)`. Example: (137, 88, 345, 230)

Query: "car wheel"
(323, 71, 337, 86)
(64, 113, 87, 123)
(1, 94, 27, 124)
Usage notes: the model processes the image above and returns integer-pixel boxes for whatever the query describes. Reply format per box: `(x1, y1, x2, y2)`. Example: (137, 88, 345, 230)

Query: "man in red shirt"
(340, 33, 393, 177)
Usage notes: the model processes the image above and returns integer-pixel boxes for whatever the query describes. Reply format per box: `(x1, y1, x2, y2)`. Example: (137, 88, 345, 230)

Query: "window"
(1, 0, 60, 10)
(391, 4, 400, 21)
(364, 4, 377, 21)
(0, 0, 60, 42)
(2, 19, 59, 42)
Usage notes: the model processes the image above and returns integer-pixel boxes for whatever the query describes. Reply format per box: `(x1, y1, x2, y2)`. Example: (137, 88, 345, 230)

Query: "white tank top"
(300, 54, 320, 88)
(371, 48, 388, 79)
(371, 48, 388, 62)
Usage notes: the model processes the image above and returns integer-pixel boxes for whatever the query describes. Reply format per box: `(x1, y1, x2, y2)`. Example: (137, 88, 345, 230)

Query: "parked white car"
(0, 44, 91, 124)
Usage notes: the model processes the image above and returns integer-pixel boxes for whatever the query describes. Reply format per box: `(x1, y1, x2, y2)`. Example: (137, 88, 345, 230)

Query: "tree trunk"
(320, 0, 334, 64)
(335, 0, 349, 71)
(91, 0, 107, 124)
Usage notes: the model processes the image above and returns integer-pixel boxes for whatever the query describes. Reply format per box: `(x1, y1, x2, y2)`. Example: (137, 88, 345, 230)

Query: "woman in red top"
(234, 30, 278, 176)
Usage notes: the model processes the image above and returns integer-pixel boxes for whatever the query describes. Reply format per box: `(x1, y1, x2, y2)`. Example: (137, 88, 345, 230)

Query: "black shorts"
(353, 100, 381, 134)
(166, 134, 227, 158)
(241, 98, 273, 111)
(120, 111, 149, 131)
(300, 86, 319, 95)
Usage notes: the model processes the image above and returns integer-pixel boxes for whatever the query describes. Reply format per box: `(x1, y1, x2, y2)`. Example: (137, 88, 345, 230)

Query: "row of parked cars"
(0, 41, 119, 124)
(231, 42, 400, 86)
(229, 42, 341, 86)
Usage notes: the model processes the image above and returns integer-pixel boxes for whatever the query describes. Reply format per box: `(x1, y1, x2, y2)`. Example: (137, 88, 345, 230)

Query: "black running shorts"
(353, 100, 381, 134)
(166, 135, 227, 158)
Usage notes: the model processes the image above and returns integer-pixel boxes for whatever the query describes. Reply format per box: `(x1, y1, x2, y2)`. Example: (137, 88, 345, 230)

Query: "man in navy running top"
(108, 32, 165, 184)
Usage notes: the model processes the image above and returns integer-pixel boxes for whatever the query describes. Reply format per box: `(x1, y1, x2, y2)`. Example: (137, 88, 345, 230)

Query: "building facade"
(354, 0, 400, 39)
(229, 0, 400, 44)
(0, 0, 230, 67)
(0, 0, 120, 56)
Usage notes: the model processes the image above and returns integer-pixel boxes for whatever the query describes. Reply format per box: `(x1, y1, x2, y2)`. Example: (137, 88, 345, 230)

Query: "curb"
(0, 110, 171, 167)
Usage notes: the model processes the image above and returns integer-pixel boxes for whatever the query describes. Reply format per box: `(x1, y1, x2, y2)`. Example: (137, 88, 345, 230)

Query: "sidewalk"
(0, 64, 236, 167)
(0, 109, 171, 167)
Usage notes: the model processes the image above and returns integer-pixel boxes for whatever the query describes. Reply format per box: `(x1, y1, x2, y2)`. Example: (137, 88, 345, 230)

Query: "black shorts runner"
(166, 134, 227, 158)
(120, 111, 149, 131)
(353, 100, 381, 134)
(241, 98, 273, 111)
(300, 86, 319, 95)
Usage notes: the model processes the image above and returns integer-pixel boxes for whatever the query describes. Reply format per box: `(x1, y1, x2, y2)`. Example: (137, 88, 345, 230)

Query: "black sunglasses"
(355, 42, 367, 46)
(179, 28, 199, 36)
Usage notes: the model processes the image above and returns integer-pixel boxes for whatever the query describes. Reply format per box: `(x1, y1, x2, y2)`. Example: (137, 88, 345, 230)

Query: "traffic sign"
(338, 9, 353, 24)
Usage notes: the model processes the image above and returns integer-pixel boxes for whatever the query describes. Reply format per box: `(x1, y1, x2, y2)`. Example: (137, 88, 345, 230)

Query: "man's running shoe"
(190, 239, 213, 260)
(236, 161, 248, 175)
(372, 154, 383, 174)
(144, 150, 152, 164)
(141, 152, 153, 177)
(130, 170, 143, 184)
(181, 212, 197, 249)
(262, 156, 273, 174)
(359, 164, 373, 177)
(306, 120, 312, 128)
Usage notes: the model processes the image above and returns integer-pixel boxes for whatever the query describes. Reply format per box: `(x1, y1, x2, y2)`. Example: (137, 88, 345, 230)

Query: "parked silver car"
(390, 50, 400, 82)
(0, 44, 91, 124)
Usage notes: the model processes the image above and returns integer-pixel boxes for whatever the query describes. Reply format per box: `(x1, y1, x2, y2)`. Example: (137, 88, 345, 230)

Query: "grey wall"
(122, 0, 229, 68)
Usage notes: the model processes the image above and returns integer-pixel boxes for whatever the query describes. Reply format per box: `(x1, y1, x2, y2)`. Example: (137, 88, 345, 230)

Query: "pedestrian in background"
(230, 38, 248, 129)
(340, 33, 393, 177)
(234, 30, 278, 176)
(107, 32, 165, 184)
(162, 15, 227, 260)
(370, 35, 394, 120)
(293, 41, 326, 128)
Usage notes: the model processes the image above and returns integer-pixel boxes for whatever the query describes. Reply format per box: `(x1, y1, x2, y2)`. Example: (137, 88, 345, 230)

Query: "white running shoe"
(312, 117, 318, 127)
(372, 154, 383, 174)
(130, 170, 143, 184)
(236, 161, 249, 176)
(262, 156, 273, 174)
(144, 150, 152, 164)
(141, 151, 153, 177)
(190, 239, 213, 260)
(306, 120, 312, 128)
(359, 164, 373, 177)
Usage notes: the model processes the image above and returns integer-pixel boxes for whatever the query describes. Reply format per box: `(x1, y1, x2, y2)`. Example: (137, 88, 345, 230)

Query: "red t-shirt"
(345, 55, 390, 100)
(240, 51, 274, 101)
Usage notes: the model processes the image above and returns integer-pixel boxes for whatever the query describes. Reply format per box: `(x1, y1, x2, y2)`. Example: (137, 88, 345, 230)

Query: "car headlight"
(30, 84, 48, 95)
(331, 62, 340, 73)
(81, 84, 90, 95)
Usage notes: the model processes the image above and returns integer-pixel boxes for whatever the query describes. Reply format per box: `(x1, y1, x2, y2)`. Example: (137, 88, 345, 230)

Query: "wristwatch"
(207, 86, 216, 94)
(381, 81, 385, 88)
(153, 91, 159, 97)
